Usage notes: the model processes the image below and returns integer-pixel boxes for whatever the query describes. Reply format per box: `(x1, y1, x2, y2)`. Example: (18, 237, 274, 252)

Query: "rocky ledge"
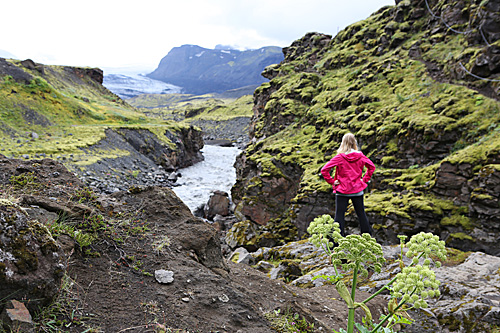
(229, 239, 500, 333)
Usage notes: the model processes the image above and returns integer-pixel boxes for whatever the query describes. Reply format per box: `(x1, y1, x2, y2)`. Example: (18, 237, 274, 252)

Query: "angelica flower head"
(391, 264, 441, 309)
(307, 214, 341, 250)
(331, 233, 385, 276)
(405, 232, 446, 268)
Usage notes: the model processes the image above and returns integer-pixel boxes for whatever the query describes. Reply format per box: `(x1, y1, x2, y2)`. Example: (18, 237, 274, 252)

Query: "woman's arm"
(321, 158, 338, 185)
(362, 157, 376, 183)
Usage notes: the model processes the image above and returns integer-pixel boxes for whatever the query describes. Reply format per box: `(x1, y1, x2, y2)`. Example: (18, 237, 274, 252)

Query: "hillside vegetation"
(128, 93, 254, 144)
(231, 0, 500, 255)
(0, 58, 201, 173)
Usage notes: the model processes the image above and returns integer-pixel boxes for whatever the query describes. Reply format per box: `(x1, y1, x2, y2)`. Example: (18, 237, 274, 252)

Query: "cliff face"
(147, 45, 284, 94)
(232, 0, 500, 255)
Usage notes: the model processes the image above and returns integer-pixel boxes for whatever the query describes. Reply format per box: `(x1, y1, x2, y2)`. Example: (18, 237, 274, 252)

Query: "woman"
(321, 133, 375, 236)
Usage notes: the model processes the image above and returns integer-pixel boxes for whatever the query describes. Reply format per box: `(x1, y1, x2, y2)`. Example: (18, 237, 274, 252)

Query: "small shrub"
(10, 172, 39, 190)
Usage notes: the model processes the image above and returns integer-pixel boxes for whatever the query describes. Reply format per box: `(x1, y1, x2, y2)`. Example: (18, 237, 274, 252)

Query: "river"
(172, 144, 241, 212)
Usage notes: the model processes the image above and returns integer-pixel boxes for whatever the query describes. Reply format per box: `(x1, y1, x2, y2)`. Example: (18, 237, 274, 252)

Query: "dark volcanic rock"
(204, 190, 231, 220)
(0, 200, 65, 314)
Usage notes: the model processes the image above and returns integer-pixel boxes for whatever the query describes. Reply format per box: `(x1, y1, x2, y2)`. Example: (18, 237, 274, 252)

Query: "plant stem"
(347, 307, 356, 333)
(363, 275, 397, 304)
(369, 287, 416, 333)
(351, 262, 359, 300)
(346, 263, 360, 333)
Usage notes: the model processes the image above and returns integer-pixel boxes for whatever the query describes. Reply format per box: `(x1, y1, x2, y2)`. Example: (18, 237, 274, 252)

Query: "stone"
(204, 190, 230, 220)
(167, 172, 178, 182)
(154, 270, 174, 284)
(229, 247, 255, 265)
(0, 300, 34, 333)
(254, 260, 275, 273)
(269, 260, 302, 281)
(225, 220, 259, 250)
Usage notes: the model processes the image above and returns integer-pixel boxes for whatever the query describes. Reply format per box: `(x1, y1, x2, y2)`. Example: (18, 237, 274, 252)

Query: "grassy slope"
(128, 93, 254, 123)
(237, 1, 500, 235)
(0, 60, 190, 166)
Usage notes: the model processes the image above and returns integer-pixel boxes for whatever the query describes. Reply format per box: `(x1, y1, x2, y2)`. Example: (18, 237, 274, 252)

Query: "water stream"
(172, 144, 241, 212)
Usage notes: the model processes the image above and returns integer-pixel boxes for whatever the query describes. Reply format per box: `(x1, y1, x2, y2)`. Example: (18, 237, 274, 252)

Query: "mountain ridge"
(147, 44, 284, 94)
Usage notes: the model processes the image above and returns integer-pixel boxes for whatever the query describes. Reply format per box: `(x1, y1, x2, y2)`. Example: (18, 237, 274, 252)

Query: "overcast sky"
(1, 0, 394, 74)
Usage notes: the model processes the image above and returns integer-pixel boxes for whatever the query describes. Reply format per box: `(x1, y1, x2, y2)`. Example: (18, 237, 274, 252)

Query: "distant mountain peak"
(147, 45, 284, 95)
(214, 44, 239, 51)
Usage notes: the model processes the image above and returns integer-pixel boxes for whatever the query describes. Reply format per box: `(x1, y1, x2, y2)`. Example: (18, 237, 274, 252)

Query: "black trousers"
(335, 194, 373, 236)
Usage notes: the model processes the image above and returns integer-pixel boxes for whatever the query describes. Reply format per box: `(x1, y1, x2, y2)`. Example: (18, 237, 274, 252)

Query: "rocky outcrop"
(0, 200, 65, 314)
(114, 126, 203, 171)
(64, 126, 203, 194)
(231, 0, 500, 255)
(232, 239, 500, 333)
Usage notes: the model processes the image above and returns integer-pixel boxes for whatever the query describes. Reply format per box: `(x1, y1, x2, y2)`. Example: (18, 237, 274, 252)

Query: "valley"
(1, 0, 500, 332)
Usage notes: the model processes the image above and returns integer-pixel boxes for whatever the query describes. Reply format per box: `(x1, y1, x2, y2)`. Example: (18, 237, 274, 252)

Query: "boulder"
(204, 190, 230, 220)
(225, 220, 280, 251)
(229, 247, 256, 265)
(0, 200, 65, 313)
(269, 260, 302, 281)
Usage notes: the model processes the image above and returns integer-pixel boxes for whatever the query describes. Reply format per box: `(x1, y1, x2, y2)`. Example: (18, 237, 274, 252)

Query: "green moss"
(230, 252, 240, 263)
(441, 215, 473, 229)
(381, 156, 397, 166)
(442, 247, 470, 266)
(365, 190, 456, 220)
(12, 235, 38, 273)
(128, 94, 253, 122)
(449, 232, 474, 241)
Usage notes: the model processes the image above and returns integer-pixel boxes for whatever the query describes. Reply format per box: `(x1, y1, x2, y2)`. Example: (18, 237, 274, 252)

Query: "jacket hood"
(341, 151, 363, 162)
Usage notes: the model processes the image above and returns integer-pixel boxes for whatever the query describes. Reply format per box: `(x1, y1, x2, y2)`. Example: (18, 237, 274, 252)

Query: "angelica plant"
(307, 215, 447, 333)
(308, 215, 385, 333)
(369, 232, 447, 332)
(307, 214, 341, 255)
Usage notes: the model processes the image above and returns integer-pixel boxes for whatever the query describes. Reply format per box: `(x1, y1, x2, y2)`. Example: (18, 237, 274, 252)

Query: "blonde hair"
(337, 133, 358, 154)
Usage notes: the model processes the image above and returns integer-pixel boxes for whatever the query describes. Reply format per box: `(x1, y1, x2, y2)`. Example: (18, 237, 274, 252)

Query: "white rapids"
(172, 145, 241, 212)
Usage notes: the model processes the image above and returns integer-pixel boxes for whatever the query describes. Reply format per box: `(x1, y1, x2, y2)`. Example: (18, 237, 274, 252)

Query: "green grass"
(0, 62, 197, 165)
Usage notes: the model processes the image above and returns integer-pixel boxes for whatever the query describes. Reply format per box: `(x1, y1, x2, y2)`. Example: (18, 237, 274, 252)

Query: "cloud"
(0, 0, 394, 71)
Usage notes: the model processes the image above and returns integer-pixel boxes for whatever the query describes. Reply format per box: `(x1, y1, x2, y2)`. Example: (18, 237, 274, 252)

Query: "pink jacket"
(321, 151, 375, 194)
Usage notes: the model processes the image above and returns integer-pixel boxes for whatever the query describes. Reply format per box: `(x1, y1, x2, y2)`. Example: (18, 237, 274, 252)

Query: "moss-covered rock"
(233, 0, 500, 255)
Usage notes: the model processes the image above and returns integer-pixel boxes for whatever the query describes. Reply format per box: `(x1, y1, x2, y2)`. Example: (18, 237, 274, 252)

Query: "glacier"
(103, 73, 182, 99)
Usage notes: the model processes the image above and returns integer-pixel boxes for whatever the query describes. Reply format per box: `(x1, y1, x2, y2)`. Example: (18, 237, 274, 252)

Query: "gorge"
(1, 0, 500, 332)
